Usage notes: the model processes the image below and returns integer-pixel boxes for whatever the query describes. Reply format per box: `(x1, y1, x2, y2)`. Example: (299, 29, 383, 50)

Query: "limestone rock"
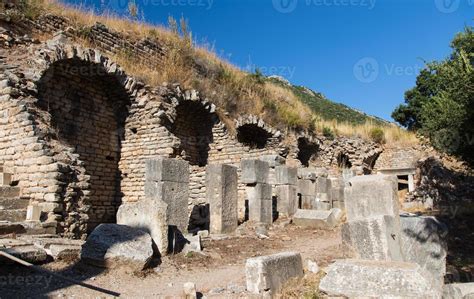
(117, 198, 168, 255)
(81, 224, 154, 270)
(246, 252, 303, 295)
(443, 283, 474, 299)
(319, 259, 441, 298)
(293, 208, 342, 230)
(241, 159, 269, 184)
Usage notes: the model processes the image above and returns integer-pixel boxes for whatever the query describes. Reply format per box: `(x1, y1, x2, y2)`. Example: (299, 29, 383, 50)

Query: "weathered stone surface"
(259, 155, 285, 167)
(300, 195, 315, 210)
(443, 283, 474, 299)
(400, 214, 447, 284)
(316, 177, 329, 193)
(293, 208, 342, 229)
(0, 173, 12, 186)
(275, 184, 297, 217)
(275, 166, 297, 185)
(314, 201, 331, 211)
(145, 181, 188, 233)
(298, 179, 316, 196)
(249, 198, 272, 224)
(145, 158, 189, 183)
(297, 168, 317, 181)
(0, 245, 48, 264)
(246, 252, 303, 294)
(81, 224, 153, 270)
(206, 164, 238, 234)
(116, 198, 168, 255)
(49, 244, 82, 260)
(344, 174, 399, 221)
(26, 204, 41, 221)
(319, 259, 441, 298)
(183, 282, 197, 299)
(241, 159, 269, 184)
(342, 215, 403, 261)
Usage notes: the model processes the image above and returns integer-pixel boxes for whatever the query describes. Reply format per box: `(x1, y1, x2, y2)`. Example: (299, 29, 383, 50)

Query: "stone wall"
(0, 14, 387, 238)
(374, 146, 423, 170)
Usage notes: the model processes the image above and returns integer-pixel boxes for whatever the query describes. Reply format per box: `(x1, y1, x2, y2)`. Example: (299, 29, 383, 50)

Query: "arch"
(337, 152, 352, 169)
(34, 44, 138, 234)
(237, 124, 273, 149)
(297, 137, 319, 167)
(169, 100, 215, 166)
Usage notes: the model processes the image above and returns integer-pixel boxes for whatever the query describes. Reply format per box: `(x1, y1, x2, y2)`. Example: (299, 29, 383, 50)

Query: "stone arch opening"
(297, 137, 319, 167)
(337, 152, 352, 169)
(171, 101, 214, 166)
(363, 153, 381, 174)
(237, 124, 272, 149)
(37, 58, 131, 231)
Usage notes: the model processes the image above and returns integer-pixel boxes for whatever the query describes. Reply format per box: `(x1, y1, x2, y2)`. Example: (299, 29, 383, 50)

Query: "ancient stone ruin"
(1, 9, 471, 298)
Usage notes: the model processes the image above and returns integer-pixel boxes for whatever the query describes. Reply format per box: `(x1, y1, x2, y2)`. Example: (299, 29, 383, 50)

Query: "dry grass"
(279, 271, 326, 298)
(17, 0, 417, 145)
(314, 118, 418, 145)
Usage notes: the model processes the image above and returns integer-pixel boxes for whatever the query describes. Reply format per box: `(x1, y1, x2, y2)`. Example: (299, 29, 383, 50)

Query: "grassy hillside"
(291, 85, 389, 126)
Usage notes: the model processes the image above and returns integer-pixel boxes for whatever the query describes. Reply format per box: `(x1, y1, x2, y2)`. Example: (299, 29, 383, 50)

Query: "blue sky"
(63, 0, 473, 121)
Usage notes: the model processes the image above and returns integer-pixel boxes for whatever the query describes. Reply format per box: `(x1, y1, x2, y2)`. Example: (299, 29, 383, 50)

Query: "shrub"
(322, 126, 335, 139)
(370, 127, 385, 144)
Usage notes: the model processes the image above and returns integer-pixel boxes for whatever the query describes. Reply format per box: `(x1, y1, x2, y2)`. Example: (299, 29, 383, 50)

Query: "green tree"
(392, 26, 474, 164)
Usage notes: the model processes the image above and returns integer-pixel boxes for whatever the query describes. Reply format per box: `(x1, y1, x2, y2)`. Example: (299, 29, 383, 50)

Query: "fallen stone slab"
(49, 244, 82, 260)
(81, 224, 153, 270)
(246, 251, 303, 295)
(292, 208, 342, 230)
(400, 214, 448, 285)
(0, 245, 48, 264)
(344, 174, 399, 221)
(319, 259, 441, 298)
(342, 215, 403, 261)
(117, 198, 168, 255)
(443, 283, 474, 299)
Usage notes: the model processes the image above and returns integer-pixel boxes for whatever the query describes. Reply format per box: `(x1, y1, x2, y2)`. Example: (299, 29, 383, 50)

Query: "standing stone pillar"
(145, 158, 190, 233)
(408, 174, 415, 192)
(241, 159, 272, 224)
(275, 166, 298, 217)
(206, 164, 238, 234)
(342, 175, 403, 261)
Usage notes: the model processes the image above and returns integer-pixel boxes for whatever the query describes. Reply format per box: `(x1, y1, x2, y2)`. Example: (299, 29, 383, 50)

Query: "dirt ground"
(0, 221, 343, 298)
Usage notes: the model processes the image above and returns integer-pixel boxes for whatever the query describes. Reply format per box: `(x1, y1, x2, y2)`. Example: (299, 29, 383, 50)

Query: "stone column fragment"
(206, 164, 238, 234)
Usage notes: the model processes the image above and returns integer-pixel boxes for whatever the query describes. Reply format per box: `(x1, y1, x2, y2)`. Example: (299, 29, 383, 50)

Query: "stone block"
(249, 196, 272, 224)
(245, 183, 272, 201)
(259, 155, 286, 167)
(275, 185, 297, 217)
(81, 224, 154, 270)
(0, 173, 12, 186)
(275, 166, 297, 185)
(345, 174, 399, 221)
(26, 204, 41, 221)
(117, 199, 168, 255)
(145, 181, 188, 232)
(316, 177, 329, 193)
(314, 201, 331, 211)
(332, 200, 345, 210)
(298, 179, 316, 196)
(293, 208, 342, 229)
(400, 214, 447, 284)
(0, 245, 48, 264)
(300, 195, 315, 210)
(49, 244, 82, 260)
(319, 259, 441, 298)
(297, 168, 317, 181)
(246, 252, 303, 295)
(145, 158, 189, 183)
(443, 283, 474, 299)
(342, 215, 403, 261)
(206, 164, 238, 234)
(241, 159, 269, 184)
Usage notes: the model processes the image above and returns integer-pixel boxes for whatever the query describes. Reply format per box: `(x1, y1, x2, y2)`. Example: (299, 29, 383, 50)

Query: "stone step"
(0, 173, 12, 186)
(0, 209, 27, 222)
(0, 186, 20, 197)
(0, 196, 29, 210)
